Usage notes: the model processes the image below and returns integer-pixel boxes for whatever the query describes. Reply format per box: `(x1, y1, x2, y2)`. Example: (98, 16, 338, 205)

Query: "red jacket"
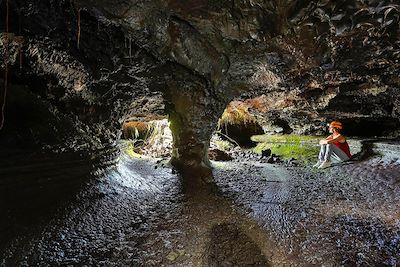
(333, 141, 352, 158)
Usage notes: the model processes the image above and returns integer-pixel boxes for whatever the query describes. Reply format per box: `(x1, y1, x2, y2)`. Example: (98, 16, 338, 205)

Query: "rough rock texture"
(1, 0, 399, 179)
(208, 148, 233, 161)
(0, 0, 165, 151)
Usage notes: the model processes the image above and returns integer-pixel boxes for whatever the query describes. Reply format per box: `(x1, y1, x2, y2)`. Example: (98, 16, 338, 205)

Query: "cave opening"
(217, 100, 265, 148)
(121, 118, 172, 158)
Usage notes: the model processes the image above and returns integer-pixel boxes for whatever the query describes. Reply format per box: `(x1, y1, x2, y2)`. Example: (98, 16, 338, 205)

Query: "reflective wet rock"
(1, 141, 399, 266)
(213, 141, 400, 266)
(208, 223, 270, 267)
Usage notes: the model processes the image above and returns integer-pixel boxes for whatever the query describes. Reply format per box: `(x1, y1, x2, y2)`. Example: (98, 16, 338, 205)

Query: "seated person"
(314, 121, 352, 169)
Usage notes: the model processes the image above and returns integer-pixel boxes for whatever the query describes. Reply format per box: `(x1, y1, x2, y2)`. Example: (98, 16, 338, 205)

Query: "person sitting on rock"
(313, 121, 352, 169)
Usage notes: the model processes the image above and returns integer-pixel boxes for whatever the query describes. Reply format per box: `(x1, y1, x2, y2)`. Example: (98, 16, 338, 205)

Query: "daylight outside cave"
(1, 0, 400, 266)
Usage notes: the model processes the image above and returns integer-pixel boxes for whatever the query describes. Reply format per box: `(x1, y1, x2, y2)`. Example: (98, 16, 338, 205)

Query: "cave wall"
(0, 0, 399, 174)
(0, 0, 167, 151)
(72, 0, 400, 139)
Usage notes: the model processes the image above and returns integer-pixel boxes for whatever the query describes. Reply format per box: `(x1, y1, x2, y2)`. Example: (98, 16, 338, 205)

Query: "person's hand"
(319, 139, 326, 145)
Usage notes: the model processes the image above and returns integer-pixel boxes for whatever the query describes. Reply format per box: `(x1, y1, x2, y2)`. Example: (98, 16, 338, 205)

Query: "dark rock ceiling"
(0, 0, 399, 173)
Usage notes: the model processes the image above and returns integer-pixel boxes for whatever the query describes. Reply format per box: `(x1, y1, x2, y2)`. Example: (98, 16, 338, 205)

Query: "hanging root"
(1, 0, 9, 131)
(18, 8, 23, 70)
(77, 9, 81, 49)
(1, 63, 8, 131)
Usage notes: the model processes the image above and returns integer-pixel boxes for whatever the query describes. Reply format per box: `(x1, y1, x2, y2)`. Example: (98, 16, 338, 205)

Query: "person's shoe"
(318, 161, 332, 169)
(312, 161, 322, 168)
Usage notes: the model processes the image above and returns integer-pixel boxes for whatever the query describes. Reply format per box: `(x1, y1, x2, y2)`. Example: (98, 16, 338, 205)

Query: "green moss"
(251, 134, 320, 143)
(121, 140, 144, 158)
(252, 135, 322, 163)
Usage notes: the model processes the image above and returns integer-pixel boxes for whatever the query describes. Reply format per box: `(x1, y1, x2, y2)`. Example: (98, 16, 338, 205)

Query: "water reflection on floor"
(213, 155, 400, 266)
(0, 147, 399, 266)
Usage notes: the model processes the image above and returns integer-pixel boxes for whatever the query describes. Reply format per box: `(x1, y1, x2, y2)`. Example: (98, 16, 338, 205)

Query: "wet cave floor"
(0, 144, 399, 266)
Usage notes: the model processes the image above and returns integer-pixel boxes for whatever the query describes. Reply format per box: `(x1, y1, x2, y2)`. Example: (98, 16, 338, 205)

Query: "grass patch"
(121, 140, 144, 158)
(218, 101, 256, 128)
(122, 121, 153, 142)
(121, 119, 172, 158)
(252, 135, 322, 163)
(251, 134, 320, 143)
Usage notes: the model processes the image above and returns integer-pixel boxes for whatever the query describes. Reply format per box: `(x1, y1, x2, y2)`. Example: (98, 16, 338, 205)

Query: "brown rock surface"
(0, 0, 399, 178)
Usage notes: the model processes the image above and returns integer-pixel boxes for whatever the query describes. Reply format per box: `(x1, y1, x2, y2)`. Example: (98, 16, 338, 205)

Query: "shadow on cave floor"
(0, 149, 94, 253)
(208, 223, 270, 267)
(0, 141, 399, 266)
